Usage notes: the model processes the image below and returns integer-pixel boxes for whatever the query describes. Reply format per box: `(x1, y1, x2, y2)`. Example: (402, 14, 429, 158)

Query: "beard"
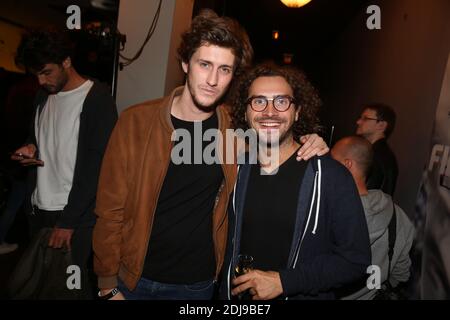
(43, 84, 62, 94)
(43, 73, 68, 94)
(186, 77, 225, 112)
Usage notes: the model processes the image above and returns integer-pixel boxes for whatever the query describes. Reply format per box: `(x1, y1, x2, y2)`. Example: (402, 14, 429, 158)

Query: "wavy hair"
(15, 28, 73, 72)
(230, 63, 322, 141)
(177, 9, 253, 77)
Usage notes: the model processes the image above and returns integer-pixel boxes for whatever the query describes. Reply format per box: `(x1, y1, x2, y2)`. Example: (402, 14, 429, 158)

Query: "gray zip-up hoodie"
(343, 190, 415, 300)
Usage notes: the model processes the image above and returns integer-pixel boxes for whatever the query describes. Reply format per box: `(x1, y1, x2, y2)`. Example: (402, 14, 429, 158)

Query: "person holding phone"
(11, 28, 118, 299)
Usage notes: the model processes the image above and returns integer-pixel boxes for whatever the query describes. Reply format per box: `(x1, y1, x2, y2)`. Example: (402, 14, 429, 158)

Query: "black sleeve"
(57, 86, 118, 228)
(279, 163, 371, 296)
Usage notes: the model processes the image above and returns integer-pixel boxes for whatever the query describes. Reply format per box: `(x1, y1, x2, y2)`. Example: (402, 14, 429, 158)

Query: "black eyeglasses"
(359, 116, 380, 122)
(246, 95, 296, 112)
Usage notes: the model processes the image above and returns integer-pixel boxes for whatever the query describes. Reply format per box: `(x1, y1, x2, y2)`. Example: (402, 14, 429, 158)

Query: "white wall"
(116, 0, 194, 112)
(164, 0, 195, 96)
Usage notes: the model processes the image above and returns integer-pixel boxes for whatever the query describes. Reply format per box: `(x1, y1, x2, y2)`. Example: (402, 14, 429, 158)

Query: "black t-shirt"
(240, 150, 307, 271)
(142, 112, 223, 284)
(366, 138, 398, 196)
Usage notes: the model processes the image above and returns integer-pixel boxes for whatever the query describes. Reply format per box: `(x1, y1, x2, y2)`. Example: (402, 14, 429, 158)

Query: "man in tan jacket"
(94, 10, 328, 300)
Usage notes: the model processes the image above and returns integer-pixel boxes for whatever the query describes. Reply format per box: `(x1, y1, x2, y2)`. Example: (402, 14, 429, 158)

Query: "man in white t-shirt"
(11, 29, 117, 299)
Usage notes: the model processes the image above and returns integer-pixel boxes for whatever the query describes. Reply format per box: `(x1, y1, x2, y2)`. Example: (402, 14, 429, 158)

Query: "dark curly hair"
(15, 28, 73, 72)
(230, 63, 322, 141)
(177, 9, 253, 77)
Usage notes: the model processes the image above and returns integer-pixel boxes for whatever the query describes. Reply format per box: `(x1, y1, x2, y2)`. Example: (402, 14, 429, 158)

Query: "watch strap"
(98, 287, 119, 300)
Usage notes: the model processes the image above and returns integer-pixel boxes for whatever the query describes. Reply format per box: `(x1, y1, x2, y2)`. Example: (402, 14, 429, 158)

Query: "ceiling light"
(280, 0, 312, 8)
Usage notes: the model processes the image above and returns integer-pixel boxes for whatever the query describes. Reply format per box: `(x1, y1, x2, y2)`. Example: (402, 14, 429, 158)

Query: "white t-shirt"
(32, 80, 94, 211)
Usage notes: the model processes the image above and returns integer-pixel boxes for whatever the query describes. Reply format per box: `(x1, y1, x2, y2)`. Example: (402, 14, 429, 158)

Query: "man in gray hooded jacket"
(331, 136, 415, 299)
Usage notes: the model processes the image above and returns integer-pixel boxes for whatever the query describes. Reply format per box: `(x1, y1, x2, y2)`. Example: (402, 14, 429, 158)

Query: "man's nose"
(206, 70, 218, 87)
(262, 101, 278, 116)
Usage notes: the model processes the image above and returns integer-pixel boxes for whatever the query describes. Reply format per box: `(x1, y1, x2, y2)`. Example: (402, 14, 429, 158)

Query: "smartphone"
(12, 152, 42, 162)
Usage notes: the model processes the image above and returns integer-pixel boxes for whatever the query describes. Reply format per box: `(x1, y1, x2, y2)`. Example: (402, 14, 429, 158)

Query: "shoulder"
(122, 97, 165, 116)
(373, 139, 396, 159)
(311, 156, 360, 200)
(84, 80, 116, 113)
(90, 80, 110, 94)
(116, 97, 166, 129)
(86, 80, 113, 102)
(313, 155, 352, 180)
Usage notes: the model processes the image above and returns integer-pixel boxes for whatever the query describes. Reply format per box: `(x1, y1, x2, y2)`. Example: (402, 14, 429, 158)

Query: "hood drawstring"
(312, 159, 322, 234)
(293, 158, 323, 268)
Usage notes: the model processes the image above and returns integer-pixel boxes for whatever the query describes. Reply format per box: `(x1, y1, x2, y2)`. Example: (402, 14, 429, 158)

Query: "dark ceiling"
(195, 0, 369, 67)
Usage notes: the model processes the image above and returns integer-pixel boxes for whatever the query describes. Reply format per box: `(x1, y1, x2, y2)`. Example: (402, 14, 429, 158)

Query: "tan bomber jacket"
(93, 87, 237, 290)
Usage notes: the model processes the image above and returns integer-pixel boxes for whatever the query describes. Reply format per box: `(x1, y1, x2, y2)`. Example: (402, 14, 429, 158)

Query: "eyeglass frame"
(246, 95, 296, 112)
(359, 116, 381, 122)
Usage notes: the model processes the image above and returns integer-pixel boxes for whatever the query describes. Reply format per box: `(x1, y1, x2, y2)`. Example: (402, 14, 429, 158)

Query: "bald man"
(331, 136, 414, 299)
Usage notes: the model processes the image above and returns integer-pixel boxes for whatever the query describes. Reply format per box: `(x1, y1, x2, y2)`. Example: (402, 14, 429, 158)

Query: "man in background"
(356, 103, 398, 195)
(332, 136, 414, 299)
(11, 29, 117, 298)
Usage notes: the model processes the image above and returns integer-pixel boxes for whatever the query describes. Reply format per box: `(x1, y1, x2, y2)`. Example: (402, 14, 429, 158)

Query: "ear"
(295, 107, 301, 121)
(62, 57, 71, 69)
(344, 159, 353, 170)
(377, 120, 388, 132)
(181, 61, 188, 74)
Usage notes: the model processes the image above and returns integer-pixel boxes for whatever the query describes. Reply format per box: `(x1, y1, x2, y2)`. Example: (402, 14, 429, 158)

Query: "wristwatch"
(98, 288, 120, 300)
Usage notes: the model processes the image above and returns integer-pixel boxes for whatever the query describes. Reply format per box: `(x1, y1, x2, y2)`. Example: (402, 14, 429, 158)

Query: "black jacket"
(366, 138, 398, 196)
(25, 80, 118, 228)
(220, 155, 371, 300)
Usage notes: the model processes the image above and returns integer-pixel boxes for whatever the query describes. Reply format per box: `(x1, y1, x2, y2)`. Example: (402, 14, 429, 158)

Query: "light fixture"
(280, 0, 312, 8)
(283, 53, 294, 65)
(272, 30, 279, 40)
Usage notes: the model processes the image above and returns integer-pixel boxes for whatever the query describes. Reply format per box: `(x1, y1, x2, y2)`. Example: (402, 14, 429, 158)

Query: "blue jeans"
(118, 277, 216, 300)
